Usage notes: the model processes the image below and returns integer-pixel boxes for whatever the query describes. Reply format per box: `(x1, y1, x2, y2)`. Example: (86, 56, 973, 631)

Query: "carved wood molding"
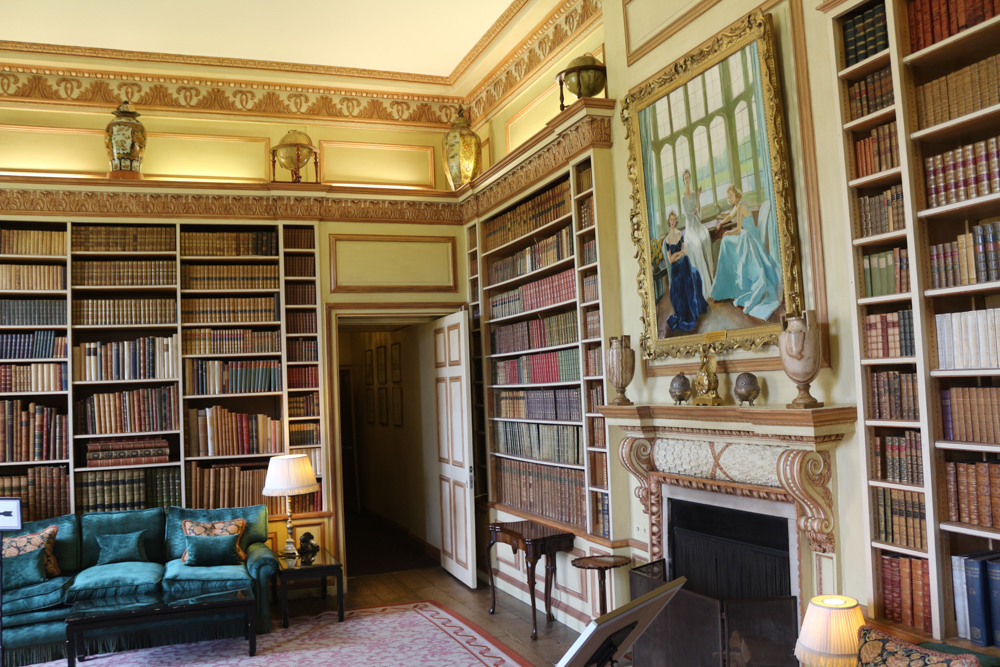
(777, 449, 835, 554)
(619, 437, 653, 515)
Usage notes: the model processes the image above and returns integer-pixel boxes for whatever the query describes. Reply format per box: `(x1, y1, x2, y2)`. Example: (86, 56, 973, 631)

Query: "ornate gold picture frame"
(621, 11, 803, 360)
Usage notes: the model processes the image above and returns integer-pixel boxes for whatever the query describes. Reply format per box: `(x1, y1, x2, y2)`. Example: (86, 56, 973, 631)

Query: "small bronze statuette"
(669, 372, 692, 405)
(734, 372, 760, 406)
(298, 531, 320, 557)
(692, 353, 723, 407)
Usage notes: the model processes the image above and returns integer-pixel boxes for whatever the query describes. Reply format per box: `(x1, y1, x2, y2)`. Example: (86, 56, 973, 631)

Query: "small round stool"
(571, 555, 631, 616)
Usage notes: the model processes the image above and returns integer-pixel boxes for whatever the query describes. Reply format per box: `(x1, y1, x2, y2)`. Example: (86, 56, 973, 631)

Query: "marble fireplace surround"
(599, 404, 857, 614)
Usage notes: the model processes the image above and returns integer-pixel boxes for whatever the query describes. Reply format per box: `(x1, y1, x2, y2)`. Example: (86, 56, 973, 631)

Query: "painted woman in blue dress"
(710, 185, 783, 321)
(662, 210, 708, 333)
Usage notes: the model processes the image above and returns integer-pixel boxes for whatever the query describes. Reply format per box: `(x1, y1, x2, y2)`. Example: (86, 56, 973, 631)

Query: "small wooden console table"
(487, 520, 575, 640)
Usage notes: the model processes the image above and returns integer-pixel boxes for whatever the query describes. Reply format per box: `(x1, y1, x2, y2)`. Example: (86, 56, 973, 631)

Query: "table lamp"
(262, 455, 319, 558)
(794, 595, 865, 667)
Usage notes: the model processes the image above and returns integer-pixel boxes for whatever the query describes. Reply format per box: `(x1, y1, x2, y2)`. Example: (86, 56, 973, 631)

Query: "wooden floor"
(283, 567, 581, 667)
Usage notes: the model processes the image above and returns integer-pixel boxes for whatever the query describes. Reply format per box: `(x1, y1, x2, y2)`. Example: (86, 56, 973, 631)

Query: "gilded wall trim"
(622, 0, 725, 66)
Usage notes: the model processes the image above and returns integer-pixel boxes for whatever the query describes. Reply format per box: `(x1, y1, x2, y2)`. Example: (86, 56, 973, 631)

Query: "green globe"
(563, 54, 606, 99)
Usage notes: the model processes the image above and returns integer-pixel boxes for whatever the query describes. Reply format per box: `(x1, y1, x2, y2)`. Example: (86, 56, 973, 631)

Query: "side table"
(487, 520, 575, 640)
(571, 554, 631, 617)
(274, 547, 344, 628)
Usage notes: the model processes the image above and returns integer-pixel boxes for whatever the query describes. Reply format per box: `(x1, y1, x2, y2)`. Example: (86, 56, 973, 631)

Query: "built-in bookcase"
(0, 219, 325, 522)
(829, 0, 1000, 644)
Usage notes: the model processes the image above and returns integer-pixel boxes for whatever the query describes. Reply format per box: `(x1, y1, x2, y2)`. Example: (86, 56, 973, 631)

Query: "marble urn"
(606, 336, 635, 406)
(779, 310, 824, 409)
(105, 100, 146, 179)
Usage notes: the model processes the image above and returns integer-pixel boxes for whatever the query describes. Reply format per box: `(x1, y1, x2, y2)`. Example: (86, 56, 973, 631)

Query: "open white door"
(432, 310, 477, 588)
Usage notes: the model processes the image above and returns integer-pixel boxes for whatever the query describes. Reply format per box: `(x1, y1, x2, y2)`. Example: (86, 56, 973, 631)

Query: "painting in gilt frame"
(620, 11, 803, 359)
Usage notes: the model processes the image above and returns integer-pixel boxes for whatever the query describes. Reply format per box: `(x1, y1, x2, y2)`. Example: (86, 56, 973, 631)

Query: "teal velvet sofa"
(1, 505, 279, 667)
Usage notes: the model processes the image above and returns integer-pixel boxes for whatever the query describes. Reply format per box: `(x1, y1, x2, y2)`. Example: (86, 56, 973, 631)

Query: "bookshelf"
(829, 0, 1000, 644)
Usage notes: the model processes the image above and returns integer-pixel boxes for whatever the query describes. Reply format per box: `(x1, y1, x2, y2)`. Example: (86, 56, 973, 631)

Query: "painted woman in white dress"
(680, 170, 715, 301)
(710, 185, 783, 321)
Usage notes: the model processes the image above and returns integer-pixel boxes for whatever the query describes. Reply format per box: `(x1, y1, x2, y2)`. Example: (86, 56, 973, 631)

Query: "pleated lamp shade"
(262, 455, 319, 497)
(794, 595, 865, 667)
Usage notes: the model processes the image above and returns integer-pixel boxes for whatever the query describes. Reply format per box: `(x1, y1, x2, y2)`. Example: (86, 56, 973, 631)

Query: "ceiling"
(0, 0, 515, 77)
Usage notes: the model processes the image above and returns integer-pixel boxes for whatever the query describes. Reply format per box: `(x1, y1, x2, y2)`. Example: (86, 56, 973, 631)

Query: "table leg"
(544, 553, 557, 621)
(281, 574, 290, 629)
(321, 575, 327, 600)
(336, 567, 344, 622)
(597, 569, 608, 617)
(246, 606, 256, 657)
(487, 537, 497, 615)
(526, 555, 539, 641)
(66, 628, 76, 667)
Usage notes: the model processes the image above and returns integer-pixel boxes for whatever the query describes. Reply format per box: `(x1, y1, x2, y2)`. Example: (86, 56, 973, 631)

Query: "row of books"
(952, 549, 1000, 645)
(907, 0, 1000, 52)
(285, 284, 316, 306)
(880, 555, 932, 633)
(75, 467, 181, 513)
(842, 2, 888, 67)
(855, 121, 899, 177)
(582, 274, 599, 303)
(858, 185, 905, 238)
(467, 226, 478, 252)
(492, 349, 580, 385)
(578, 197, 595, 231)
(945, 461, 1000, 528)
(865, 310, 915, 358)
(590, 452, 608, 487)
(288, 366, 319, 389)
(186, 406, 283, 457)
(934, 308, 1000, 369)
(492, 422, 582, 464)
(1, 401, 68, 462)
(287, 313, 317, 334)
(0, 264, 65, 291)
(181, 328, 280, 355)
(490, 311, 577, 355)
(283, 228, 315, 250)
(297, 445, 324, 478)
(287, 338, 318, 362)
(186, 461, 279, 515)
(584, 346, 602, 376)
(482, 180, 572, 252)
(0, 331, 66, 360)
(493, 388, 582, 421)
(925, 139, 1000, 209)
(72, 299, 175, 326)
(489, 269, 576, 319)
(289, 422, 320, 446)
(873, 487, 927, 551)
(180, 264, 279, 291)
(72, 225, 174, 253)
(284, 256, 315, 277)
(74, 385, 179, 435)
(1, 228, 65, 256)
(0, 299, 66, 326)
(917, 54, 1000, 129)
(73, 335, 179, 382)
(577, 163, 593, 192)
(180, 230, 278, 257)
(590, 416, 606, 448)
(486, 226, 573, 286)
(585, 309, 601, 339)
(1, 466, 68, 522)
(72, 260, 176, 287)
(182, 359, 281, 395)
(871, 370, 919, 421)
(0, 362, 67, 392)
(581, 239, 597, 266)
(288, 392, 320, 418)
(862, 248, 909, 297)
(929, 223, 1000, 288)
(288, 484, 322, 513)
(942, 387, 1000, 443)
(83, 436, 171, 468)
(592, 492, 610, 538)
(847, 66, 893, 122)
(872, 431, 924, 485)
(492, 457, 586, 528)
(181, 296, 279, 324)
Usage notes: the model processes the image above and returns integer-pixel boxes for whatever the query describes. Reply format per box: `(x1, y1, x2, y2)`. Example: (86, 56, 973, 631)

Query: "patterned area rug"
(39, 601, 534, 667)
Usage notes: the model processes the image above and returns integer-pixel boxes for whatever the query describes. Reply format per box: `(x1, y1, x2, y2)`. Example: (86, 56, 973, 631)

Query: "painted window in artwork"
(735, 101, 756, 196)
(674, 135, 692, 191)
(705, 66, 724, 113)
(655, 98, 671, 141)
(688, 77, 706, 122)
(670, 89, 687, 131)
(728, 53, 745, 95)
(693, 126, 712, 208)
(659, 143, 678, 231)
(710, 116, 731, 203)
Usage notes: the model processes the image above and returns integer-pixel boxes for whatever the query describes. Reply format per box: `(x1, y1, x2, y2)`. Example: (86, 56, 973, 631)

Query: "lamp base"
(279, 538, 298, 559)
(282, 498, 298, 558)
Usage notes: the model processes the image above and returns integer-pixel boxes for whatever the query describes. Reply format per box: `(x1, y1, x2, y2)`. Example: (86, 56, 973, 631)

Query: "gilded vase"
(606, 336, 635, 406)
(778, 310, 824, 409)
(442, 108, 482, 191)
(105, 100, 146, 179)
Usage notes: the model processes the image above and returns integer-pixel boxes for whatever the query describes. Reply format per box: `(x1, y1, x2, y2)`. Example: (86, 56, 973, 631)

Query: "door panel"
(452, 480, 468, 568)
(434, 328, 447, 368)
(435, 378, 449, 463)
(440, 476, 454, 559)
(449, 377, 465, 468)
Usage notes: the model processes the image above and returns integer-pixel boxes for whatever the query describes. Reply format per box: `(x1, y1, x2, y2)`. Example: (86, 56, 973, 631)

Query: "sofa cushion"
(2, 524, 60, 576)
(0, 606, 74, 629)
(162, 558, 252, 598)
(4, 513, 79, 574)
(184, 533, 241, 566)
(81, 508, 165, 567)
(65, 562, 163, 602)
(858, 625, 980, 666)
(181, 519, 246, 562)
(97, 530, 148, 565)
(3, 547, 48, 590)
(165, 506, 267, 562)
(1, 576, 73, 616)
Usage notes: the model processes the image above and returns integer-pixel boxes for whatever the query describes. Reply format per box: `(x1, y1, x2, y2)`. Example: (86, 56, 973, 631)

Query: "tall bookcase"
(0, 219, 325, 524)
(830, 0, 1000, 642)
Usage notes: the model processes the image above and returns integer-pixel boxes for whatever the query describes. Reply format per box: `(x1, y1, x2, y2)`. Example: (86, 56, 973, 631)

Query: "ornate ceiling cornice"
(447, 0, 533, 83)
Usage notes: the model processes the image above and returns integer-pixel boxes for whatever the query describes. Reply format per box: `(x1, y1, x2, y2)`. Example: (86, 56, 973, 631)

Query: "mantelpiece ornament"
(618, 437, 652, 514)
(778, 450, 835, 554)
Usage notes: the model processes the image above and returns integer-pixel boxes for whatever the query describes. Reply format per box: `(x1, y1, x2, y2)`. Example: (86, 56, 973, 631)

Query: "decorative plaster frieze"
(652, 438, 783, 488)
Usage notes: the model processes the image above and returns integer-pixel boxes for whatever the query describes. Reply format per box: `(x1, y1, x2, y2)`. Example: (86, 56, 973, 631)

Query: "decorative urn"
(442, 108, 482, 191)
(734, 372, 760, 406)
(105, 100, 146, 179)
(669, 372, 692, 405)
(562, 54, 607, 99)
(271, 130, 318, 183)
(779, 310, 824, 409)
(606, 336, 635, 406)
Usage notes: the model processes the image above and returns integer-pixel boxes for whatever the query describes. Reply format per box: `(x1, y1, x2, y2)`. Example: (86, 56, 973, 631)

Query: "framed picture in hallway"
(391, 386, 403, 426)
(376, 346, 387, 384)
(377, 387, 388, 425)
(365, 349, 374, 386)
(390, 342, 402, 383)
(365, 388, 375, 424)
(621, 10, 804, 360)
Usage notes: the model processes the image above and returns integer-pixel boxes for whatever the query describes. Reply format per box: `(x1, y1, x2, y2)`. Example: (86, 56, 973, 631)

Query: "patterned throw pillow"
(858, 625, 980, 667)
(1, 525, 60, 577)
(180, 519, 247, 562)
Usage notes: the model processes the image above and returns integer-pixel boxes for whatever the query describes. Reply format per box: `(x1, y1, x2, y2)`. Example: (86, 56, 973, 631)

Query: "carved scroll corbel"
(618, 437, 653, 514)
(777, 450, 835, 554)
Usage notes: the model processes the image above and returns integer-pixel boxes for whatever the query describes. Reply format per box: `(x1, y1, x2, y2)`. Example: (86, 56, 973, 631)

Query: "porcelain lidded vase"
(442, 107, 482, 191)
(778, 309, 824, 409)
(105, 100, 146, 179)
(606, 336, 635, 406)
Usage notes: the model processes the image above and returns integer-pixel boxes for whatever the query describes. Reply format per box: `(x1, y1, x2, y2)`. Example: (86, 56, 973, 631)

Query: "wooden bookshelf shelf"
(935, 440, 1000, 452)
(853, 229, 908, 247)
(844, 104, 897, 132)
(179, 255, 279, 262)
(74, 430, 181, 439)
(286, 361, 319, 366)
(870, 541, 928, 558)
(0, 460, 70, 467)
(180, 321, 281, 328)
(486, 298, 577, 325)
(480, 212, 573, 259)
(839, 48, 891, 80)
(903, 13, 1000, 68)
(73, 378, 178, 386)
(0, 390, 68, 397)
(849, 166, 903, 189)
(0, 254, 66, 262)
(860, 356, 918, 365)
(0, 325, 66, 330)
(491, 451, 585, 470)
(857, 292, 912, 305)
(576, 226, 596, 237)
(181, 352, 281, 359)
(179, 288, 279, 294)
(577, 262, 598, 272)
(283, 276, 317, 282)
(868, 479, 925, 491)
(911, 103, 1000, 145)
(488, 381, 582, 389)
(72, 285, 177, 292)
(0, 358, 66, 363)
(283, 248, 316, 254)
(924, 280, 1000, 297)
(930, 368, 1000, 377)
(287, 415, 320, 421)
(76, 461, 183, 472)
(71, 251, 175, 258)
(487, 342, 580, 359)
(917, 191, 1000, 221)
(185, 452, 280, 461)
(74, 323, 178, 330)
(574, 187, 594, 200)
(940, 521, 1000, 541)
(183, 391, 282, 399)
(865, 419, 922, 428)
(484, 256, 575, 292)
(0, 289, 67, 295)
(489, 417, 583, 426)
